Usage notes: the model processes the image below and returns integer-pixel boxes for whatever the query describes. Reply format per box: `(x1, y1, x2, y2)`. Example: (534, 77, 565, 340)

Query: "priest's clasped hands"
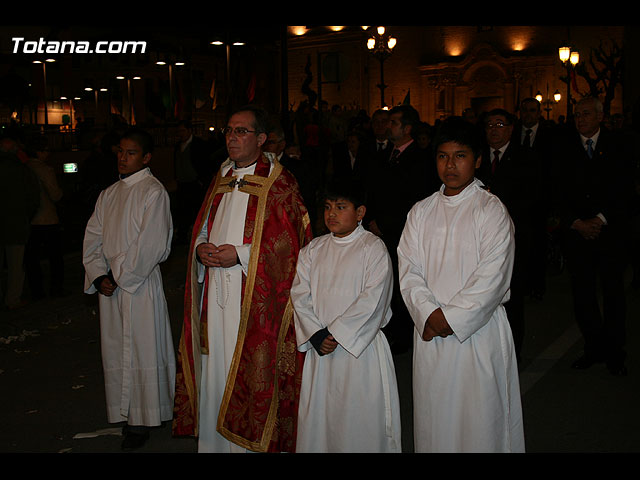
(197, 242, 240, 269)
(422, 307, 454, 342)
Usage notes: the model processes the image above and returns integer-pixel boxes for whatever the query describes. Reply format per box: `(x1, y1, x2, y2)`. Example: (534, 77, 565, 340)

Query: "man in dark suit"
(173, 120, 213, 244)
(331, 129, 375, 185)
(514, 98, 556, 300)
(264, 122, 316, 230)
(477, 108, 541, 363)
(367, 104, 439, 353)
(364, 108, 393, 161)
(552, 96, 635, 376)
(359, 109, 393, 226)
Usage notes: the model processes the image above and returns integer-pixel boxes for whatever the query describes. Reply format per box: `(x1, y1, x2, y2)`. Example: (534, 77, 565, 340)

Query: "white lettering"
(11, 37, 24, 54)
(123, 41, 146, 54)
(11, 37, 147, 55)
(61, 41, 76, 53)
(76, 41, 90, 53)
(45, 41, 60, 54)
(24, 40, 38, 54)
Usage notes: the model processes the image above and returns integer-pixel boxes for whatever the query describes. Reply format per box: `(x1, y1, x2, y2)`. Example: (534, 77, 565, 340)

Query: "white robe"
(397, 178, 525, 453)
(82, 167, 175, 426)
(195, 161, 258, 453)
(291, 225, 402, 453)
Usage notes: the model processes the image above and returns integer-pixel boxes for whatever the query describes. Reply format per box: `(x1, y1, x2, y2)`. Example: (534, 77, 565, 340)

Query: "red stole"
(172, 154, 312, 452)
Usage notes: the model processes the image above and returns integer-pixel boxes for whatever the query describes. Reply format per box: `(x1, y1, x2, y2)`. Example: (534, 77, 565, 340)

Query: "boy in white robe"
(398, 117, 525, 452)
(291, 179, 402, 453)
(82, 128, 176, 450)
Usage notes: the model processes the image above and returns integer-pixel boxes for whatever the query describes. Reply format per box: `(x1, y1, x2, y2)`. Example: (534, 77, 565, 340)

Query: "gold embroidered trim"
(183, 166, 228, 437)
(217, 158, 284, 452)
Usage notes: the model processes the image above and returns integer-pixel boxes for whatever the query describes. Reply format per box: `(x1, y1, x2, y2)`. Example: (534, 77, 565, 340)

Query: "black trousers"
(564, 230, 627, 363)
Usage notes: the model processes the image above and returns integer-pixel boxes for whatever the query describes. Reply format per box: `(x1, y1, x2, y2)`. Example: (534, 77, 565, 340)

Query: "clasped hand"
(572, 217, 603, 240)
(197, 242, 238, 268)
(98, 277, 117, 296)
(422, 308, 454, 342)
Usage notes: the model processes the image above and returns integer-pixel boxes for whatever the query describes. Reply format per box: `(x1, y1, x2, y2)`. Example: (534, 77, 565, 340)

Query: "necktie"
(523, 129, 532, 148)
(586, 138, 594, 159)
(492, 150, 500, 174)
(377, 141, 384, 151)
(390, 149, 400, 164)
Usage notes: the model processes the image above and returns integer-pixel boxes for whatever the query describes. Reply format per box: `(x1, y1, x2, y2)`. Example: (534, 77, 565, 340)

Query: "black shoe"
(571, 355, 602, 370)
(121, 427, 150, 450)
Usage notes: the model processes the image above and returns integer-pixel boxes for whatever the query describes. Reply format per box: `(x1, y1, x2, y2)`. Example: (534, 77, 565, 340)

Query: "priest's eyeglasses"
(222, 126, 257, 136)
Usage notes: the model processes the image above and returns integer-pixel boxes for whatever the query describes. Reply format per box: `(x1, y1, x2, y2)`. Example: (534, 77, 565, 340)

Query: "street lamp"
(366, 26, 397, 108)
(535, 84, 561, 120)
(559, 45, 579, 117)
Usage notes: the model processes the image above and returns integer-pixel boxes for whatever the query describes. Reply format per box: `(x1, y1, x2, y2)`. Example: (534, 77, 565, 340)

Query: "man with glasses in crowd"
(172, 105, 313, 452)
(477, 108, 540, 364)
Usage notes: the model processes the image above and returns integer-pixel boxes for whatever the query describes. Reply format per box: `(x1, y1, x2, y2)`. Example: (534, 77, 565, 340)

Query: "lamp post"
(157, 54, 185, 120)
(559, 46, 579, 118)
(211, 38, 245, 118)
(366, 26, 396, 108)
(33, 58, 55, 126)
(85, 82, 109, 127)
(535, 83, 561, 120)
(116, 74, 142, 125)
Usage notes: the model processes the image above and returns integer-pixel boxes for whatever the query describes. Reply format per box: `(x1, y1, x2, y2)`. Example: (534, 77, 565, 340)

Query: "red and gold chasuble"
(172, 153, 312, 452)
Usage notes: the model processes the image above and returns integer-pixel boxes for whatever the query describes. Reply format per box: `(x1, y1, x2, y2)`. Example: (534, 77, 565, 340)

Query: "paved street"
(1, 242, 638, 453)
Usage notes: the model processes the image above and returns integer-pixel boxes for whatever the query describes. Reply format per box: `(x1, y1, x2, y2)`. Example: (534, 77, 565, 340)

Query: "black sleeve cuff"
(92, 274, 108, 291)
(309, 327, 331, 355)
(92, 271, 117, 292)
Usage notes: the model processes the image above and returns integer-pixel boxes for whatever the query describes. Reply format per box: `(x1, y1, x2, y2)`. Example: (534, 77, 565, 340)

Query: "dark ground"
(1, 241, 639, 455)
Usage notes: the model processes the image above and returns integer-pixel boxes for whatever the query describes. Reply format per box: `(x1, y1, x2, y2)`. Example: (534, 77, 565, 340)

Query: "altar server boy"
(82, 128, 176, 450)
(397, 117, 525, 453)
(290, 179, 401, 453)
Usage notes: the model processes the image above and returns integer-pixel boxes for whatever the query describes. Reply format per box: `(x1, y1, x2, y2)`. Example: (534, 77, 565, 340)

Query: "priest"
(172, 105, 313, 452)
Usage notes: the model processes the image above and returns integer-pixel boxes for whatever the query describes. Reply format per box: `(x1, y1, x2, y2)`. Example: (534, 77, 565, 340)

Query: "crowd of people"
(2, 94, 639, 453)
(1, 134, 67, 311)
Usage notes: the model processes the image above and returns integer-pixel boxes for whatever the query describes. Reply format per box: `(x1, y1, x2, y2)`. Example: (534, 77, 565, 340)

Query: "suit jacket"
(513, 122, 555, 154)
(174, 135, 214, 186)
(513, 122, 556, 209)
(367, 140, 438, 245)
(280, 152, 315, 213)
(477, 140, 542, 273)
(475, 140, 541, 302)
(331, 143, 370, 183)
(551, 127, 635, 253)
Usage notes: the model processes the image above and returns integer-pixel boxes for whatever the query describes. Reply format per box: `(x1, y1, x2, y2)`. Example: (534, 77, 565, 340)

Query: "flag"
(246, 72, 256, 103)
(209, 77, 218, 110)
(570, 70, 579, 94)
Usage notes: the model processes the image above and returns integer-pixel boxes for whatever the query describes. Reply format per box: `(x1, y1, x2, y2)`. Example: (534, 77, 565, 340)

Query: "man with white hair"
(551, 96, 635, 376)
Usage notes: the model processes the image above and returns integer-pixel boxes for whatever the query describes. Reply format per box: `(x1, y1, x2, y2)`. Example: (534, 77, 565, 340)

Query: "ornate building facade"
(286, 26, 626, 125)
